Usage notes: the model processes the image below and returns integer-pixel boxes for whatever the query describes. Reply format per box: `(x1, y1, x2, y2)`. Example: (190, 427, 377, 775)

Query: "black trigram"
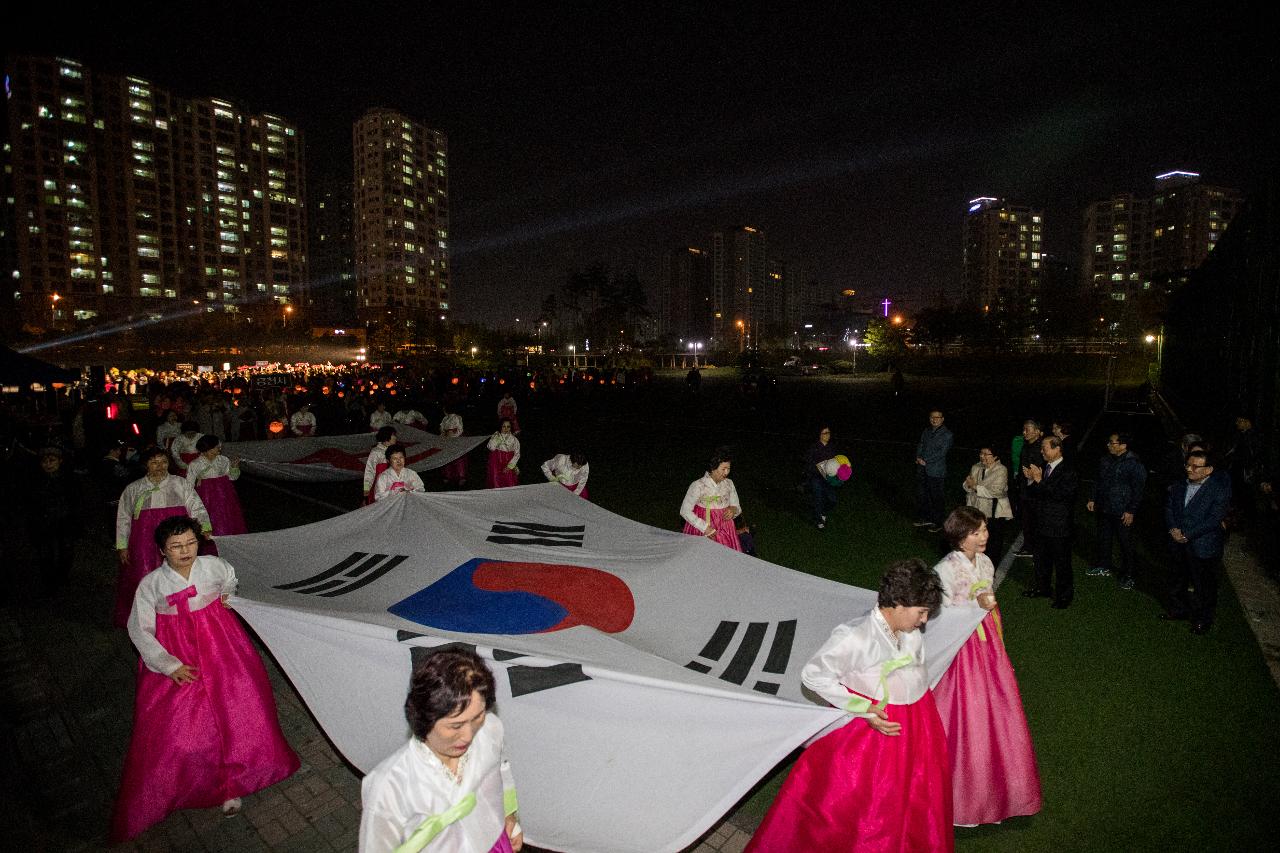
(486, 521, 585, 548)
(685, 619, 797, 695)
(274, 552, 408, 597)
(399, 634, 592, 697)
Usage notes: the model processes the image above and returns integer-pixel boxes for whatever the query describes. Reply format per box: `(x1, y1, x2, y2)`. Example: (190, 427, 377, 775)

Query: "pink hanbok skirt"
(562, 482, 590, 500)
(747, 691, 953, 853)
(110, 592, 299, 841)
(487, 450, 518, 488)
(114, 505, 189, 628)
(194, 475, 247, 537)
(931, 608, 1043, 825)
(490, 831, 515, 853)
(365, 460, 389, 505)
(682, 505, 741, 551)
(442, 452, 469, 485)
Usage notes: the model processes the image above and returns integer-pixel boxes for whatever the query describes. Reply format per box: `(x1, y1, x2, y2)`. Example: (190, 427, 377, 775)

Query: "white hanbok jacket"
(116, 475, 211, 550)
(541, 454, 589, 494)
(127, 556, 237, 675)
(186, 454, 239, 486)
(373, 467, 426, 501)
(679, 475, 741, 534)
(800, 608, 930, 720)
(359, 716, 518, 853)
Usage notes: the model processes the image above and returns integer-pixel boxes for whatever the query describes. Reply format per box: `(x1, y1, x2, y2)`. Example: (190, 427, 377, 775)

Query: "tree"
(863, 317, 909, 361)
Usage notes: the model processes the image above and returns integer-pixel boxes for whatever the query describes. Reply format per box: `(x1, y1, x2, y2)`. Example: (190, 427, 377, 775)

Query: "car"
(781, 357, 822, 375)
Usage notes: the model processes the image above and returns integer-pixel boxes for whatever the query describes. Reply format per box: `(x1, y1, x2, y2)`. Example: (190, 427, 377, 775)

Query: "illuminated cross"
(881, 298, 892, 317)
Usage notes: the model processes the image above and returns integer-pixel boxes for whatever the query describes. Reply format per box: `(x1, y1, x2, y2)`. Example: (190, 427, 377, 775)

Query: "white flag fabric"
(217, 483, 982, 853)
(223, 425, 485, 482)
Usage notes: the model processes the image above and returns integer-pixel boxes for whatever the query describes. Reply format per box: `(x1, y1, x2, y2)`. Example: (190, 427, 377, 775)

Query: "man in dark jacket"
(1014, 420, 1046, 557)
(913, 410, 953, 531)
(1023, 435, 1079, 608)
(1086, 432, 1147, 590)
(1163, 450, 1232, 634)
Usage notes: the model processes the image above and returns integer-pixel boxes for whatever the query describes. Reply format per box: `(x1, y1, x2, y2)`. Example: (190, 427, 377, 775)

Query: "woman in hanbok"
(186, 435, 247, 536)
(155, 410, 182, 453)
(747, 559, 952, 852)
(114, 447, 213, 628)
(168, 420, 204, 474)
(373, 444, 426, 501)
(486, 419, 520, 488)
(679, 447, 742, 550)
(439, 405, 468, 487)
(369, 402, 393, 432)
(541, 451, 589, 499)
(363, 426, 398, 504)
(497, 391, 519, 434)
(359, 648, 522, 852)
(289, 402, 316, 436)
(932, 506, 1042, 827)
(111, 516, 298, 841)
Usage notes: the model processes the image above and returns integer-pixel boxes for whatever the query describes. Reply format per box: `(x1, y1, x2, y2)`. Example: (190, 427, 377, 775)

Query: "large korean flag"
(223, 424, 485, 482)
(219, 483, 980, 853)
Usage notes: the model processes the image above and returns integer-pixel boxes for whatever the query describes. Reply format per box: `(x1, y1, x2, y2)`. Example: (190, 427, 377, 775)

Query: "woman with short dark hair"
(111, 516, 298, 840)
(486, 419, 521, 488)
(931, 506, 1042, 827)
(679, 447, 742, 550)
(541, 450, 590, 498)
(114, 446, 212, 627)
(360, 649, 522, 852)
(747, 558, 951, 851)
(186, 434, 246, 536)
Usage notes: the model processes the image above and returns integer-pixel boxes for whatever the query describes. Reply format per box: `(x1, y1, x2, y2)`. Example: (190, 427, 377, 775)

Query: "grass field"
(237, 369, 1280, 852)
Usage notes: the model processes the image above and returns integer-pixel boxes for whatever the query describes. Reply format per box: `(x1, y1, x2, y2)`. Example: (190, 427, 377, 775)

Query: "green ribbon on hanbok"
(841, 652, 915, 714)
(392, 791, 477, 853)
(132, 481, 163, 519)
(969, 580, 993, 641)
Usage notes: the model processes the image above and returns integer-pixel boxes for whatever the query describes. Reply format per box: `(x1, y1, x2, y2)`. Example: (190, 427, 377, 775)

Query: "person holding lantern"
(805, 425, 849, 530)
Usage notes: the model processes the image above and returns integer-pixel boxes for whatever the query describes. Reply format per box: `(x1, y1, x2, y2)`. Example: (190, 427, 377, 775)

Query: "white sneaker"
(222, 797, 242, 817)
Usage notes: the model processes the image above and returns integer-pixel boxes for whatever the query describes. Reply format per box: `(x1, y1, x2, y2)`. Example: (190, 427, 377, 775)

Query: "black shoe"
(1014, 550, 1034, 558)
(1159, 612, 1188, 622)
(1022, 588, 1051, 598)
(1190, 622, 1211, 635)
(1051, 599, 1072, 609)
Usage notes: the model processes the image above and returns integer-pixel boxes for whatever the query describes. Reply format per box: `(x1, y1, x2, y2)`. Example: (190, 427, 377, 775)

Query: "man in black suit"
(1023, 435, 1079, 608)
(1014, 420, 1046, 557)
(1163, 450, 1232, 635)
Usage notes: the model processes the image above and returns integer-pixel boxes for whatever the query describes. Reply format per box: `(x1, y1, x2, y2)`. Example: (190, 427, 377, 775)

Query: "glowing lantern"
(451, 377, 460, 385)
(269, 420, 286, 435)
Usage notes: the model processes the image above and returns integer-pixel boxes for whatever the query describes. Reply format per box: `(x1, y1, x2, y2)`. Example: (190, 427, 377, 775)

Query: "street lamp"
(283, 304, 294, 327)
(50, 292, 61, 326)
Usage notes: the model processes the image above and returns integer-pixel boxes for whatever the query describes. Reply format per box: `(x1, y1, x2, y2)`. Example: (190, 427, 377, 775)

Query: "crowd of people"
(7, 362, 1276, 850)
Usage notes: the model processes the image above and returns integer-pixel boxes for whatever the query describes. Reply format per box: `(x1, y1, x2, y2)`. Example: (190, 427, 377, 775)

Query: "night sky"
(13, 3, 1273, 323)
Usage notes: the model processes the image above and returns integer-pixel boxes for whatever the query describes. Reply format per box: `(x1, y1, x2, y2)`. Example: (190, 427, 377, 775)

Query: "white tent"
(223, 424, 484, 481)
(218, 483, 981, 853)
